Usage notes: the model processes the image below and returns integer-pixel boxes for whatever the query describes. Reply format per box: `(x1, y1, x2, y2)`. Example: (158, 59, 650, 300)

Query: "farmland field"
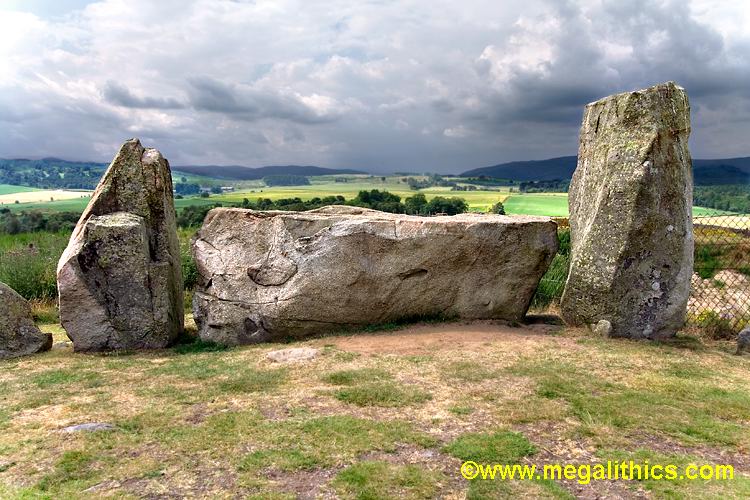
(4, 177, 510, 213)
(2, 177, 745, 219)
(0, 187, 91, 207)
(503, 193, 569, 216)
(504, 193, 742, 219)
(0, 184, 40, 195)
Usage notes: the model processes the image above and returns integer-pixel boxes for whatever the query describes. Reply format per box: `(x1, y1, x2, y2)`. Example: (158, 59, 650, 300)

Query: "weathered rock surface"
(0, 282, 52, 359)
(266, 347, 319, 363)
(62, 422, 116, 433)
(57, 139, 183, 352)
(192, 206, 558, 345)
(738, 327, 750, 355)
(560, 82, 693, 339)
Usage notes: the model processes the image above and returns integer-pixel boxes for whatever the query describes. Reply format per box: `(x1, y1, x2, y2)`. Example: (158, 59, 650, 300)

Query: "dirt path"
(313, 319, 567, 355)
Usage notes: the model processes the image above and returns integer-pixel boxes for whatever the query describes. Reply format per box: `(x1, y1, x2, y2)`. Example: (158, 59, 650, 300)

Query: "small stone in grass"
(62, 422, 116, 433)
(266, 347, 319, 363)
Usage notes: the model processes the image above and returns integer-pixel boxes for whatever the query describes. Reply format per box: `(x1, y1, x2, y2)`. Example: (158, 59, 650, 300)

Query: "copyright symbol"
(461, 461, 480, 480)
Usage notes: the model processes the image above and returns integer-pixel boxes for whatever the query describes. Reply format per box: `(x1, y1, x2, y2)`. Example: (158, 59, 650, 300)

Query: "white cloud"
(0, 0, 749, 171)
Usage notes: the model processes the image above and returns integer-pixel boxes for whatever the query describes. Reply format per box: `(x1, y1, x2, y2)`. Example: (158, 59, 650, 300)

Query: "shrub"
(0, 232, 67, 300)
(695, 311, 740, 340)
(490, 201, 506, 214)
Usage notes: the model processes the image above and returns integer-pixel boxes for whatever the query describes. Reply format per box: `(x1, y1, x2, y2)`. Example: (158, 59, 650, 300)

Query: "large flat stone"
(192, 206, 558, 345)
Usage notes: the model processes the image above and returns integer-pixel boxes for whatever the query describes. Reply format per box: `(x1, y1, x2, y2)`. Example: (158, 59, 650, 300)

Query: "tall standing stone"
(57, 139, 183, 351)
(1, 282, 52, 359)
(560, 82, 693, 339)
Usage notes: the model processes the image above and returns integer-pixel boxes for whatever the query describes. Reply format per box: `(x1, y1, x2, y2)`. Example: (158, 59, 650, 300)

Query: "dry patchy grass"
(0, 319, 749, 498)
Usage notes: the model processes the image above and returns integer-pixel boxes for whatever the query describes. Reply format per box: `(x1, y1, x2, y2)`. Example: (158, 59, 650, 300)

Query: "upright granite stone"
(0, 282, 52, 359)
(192, 206, 558, 345)
(57, 139, 183, 351)
(560, 82, 693, 339)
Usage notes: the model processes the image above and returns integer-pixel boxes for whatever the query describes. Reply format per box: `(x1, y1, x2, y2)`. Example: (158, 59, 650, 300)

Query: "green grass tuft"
(333, 461, 443, 500)
(443, 431, 536, 464)
(322, 368, 392, 385)
(334, 382, 432, 407)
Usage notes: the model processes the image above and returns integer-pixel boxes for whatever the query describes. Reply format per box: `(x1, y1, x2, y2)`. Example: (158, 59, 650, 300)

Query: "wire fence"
(690, 212, 750, 337)
(532, 212, 750, 338)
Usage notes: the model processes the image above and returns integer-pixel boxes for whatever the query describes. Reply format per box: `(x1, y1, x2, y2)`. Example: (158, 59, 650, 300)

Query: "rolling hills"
(173, 164, 365, 180)
(461, 156, 750, 185)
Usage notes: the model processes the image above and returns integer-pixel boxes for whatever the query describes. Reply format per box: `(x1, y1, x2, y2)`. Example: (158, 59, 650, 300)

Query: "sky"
(0, 0, 749, 173)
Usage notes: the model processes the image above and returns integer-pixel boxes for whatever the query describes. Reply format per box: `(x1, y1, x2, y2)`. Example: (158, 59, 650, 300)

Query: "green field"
(0, 184, 40, 195)
(504, 193, 569, 216)
(504, 193, 737, 218)
(5, 177, 510, 213)
(2, 178, 742, 218)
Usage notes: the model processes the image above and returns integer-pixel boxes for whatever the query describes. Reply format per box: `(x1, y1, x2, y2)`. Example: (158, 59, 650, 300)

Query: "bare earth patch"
(314, 320, 565, 355)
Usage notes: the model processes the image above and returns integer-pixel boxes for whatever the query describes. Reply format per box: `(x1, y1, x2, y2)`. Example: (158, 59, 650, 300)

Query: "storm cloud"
(0, 0, 748, 172)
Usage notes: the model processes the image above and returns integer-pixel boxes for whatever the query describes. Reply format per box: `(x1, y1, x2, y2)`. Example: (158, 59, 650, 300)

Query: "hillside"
(0, 158, 363, 189)
(461, 156, 578, 181)
(174, 164, 366, 180)
(462, 156, 750, 185)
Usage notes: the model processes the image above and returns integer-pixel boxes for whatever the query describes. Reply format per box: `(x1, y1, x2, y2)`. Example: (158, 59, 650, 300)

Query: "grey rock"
(737, 327, 750, 355)
(192, 206, 558, 345)
(561, 82, 693, 339)
(266, 347, 320, 363)
(57, 139, 183, 352)
(0, 282, 52, 359)
(593, 319, 612, 337)
(62, 422, 116, 433)
(52, 341, 73, 350)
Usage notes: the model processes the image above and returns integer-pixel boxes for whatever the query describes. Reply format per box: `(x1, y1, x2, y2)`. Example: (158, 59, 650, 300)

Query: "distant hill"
(174, 164, 366, 180)
(0, 157, 366, 189)
(693, 165, 749, 185)
(461, 156, 577, 181)
(461, 156, 750, 186)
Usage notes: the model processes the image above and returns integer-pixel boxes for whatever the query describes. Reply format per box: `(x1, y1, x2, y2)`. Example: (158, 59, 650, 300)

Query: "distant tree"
(263, 174, 311, 186)
(425, 196, 468, 215)
(405, 193, 428, 215)
(210, 185, 223, 194)
(200, 192, 210, 198)
(175, 183, 200, 195)
(490, 201, 506, 215)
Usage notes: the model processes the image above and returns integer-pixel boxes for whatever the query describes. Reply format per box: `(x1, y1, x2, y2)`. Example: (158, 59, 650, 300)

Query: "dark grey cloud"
(102, 81, 184, 109)
(187, 77, 343, 125)
(0, 0, 749, 171)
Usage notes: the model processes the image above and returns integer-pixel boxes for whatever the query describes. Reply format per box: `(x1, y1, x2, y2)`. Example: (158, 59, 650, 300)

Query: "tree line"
(693, 185, 750, 213)
(2, 190, 486, 234)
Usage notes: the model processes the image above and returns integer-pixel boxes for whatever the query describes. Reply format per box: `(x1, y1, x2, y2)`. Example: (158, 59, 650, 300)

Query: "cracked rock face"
(57, 139, 183, 352)
(560, 82, 693, 339)
(192, 206, 558, 345)
(0, 282, 53, 359)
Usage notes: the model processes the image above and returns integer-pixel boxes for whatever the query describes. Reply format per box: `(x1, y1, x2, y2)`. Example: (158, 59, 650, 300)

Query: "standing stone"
(192, 206, 558, 345)
(0, 282, 53, 358)
(561, 82, 693, 339)
(57, 139, 183, 351)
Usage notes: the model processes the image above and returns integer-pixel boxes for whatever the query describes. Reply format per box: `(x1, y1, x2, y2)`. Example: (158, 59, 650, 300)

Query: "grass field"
(0, 189, 91, 206)
(4, 177, 510, 213)
(504, 194, 569, 217)
(0, 184, 40, 195)
(2, 178, 744, 219)
(0, 320, 747, 498)
(504, 193, 740, 219)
